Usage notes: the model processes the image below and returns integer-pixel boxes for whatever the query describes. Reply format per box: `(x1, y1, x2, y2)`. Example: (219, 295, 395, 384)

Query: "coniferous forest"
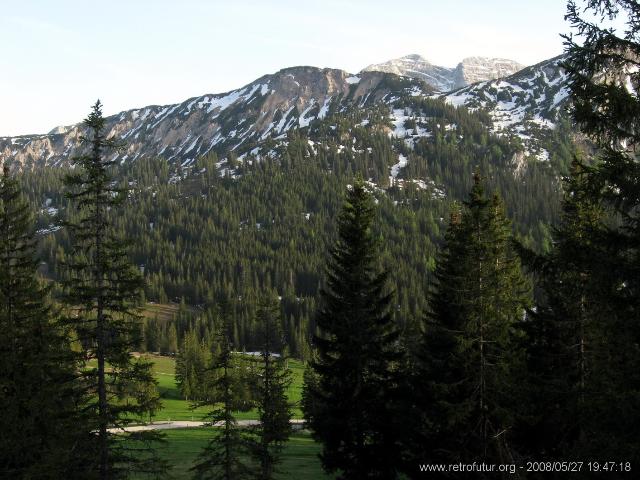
(1, 1, 640, 478)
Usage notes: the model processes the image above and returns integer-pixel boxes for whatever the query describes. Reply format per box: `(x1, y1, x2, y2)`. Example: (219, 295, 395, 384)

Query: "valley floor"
(142, 352, 305, 422)
(131, 352, 324, 478)
(131, 428, 331, 479)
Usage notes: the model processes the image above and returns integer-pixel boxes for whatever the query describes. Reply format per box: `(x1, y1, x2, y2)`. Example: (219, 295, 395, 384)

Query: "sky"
(1, 0, 571, 137)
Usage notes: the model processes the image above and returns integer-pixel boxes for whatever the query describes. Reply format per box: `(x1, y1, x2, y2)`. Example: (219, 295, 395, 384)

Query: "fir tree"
(249, 297, 292, 480)
(411, 175, 530, 473)
(192, 304, 251, 480)
(62, 101, 165, 479)
(0, 166, 91, 479)
(303, 178, 403, 479)
(176, 330, 210, 401)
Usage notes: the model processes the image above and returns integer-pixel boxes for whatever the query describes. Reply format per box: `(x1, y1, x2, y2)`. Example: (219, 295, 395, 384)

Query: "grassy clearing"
(141, 303, 181, 322)
(142, 353, 305, 422)
(131, 428, 331, 479)
(141, 302, 200, 322)
(144, 353, 209, 422)
(135, 350, 326, 478)
(137, 301, 306, 421)
(92, 304, 322, 478)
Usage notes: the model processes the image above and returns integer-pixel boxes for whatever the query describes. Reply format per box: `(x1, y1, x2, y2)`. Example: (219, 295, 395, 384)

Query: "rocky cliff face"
(361, 54, 457, 91)
(0, 54, 570, 172)
(453, 57, 525, 88)
(0, 68, 429, 170)
(362, 54, 524, 91)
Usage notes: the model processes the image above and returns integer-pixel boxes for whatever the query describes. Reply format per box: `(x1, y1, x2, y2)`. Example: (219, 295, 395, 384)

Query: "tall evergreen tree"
(176, 330, 210, 401)
(62, 101, 164, 479)
(556, 0, 640, 459)
(303, 178, 403, 479)
(249, 297, 292, 480)
(517, 160, 611, 459)
(410, 176, 530, 474)
(0, 166, 90, 479)
(192, 304, 251, 480)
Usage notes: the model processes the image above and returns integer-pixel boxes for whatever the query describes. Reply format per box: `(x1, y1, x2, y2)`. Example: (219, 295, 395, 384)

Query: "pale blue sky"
(1, 0, 570, 136)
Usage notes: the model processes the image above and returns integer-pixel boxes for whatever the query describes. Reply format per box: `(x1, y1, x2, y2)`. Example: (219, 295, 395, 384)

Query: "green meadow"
(131, 428, 330, 479)
(145, 353, 305, 422)
(130, 353, 325, 478)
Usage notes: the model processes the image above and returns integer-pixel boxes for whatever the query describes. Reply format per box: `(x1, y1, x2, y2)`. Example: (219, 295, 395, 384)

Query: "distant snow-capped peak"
(362, 54, 525, 92)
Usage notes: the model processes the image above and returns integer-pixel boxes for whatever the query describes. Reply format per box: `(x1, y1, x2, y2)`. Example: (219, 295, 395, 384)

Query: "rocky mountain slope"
(362, 54, 524, 91)
(0, 68, 430, 170)
(443, 55, 569, 161)
(0, 54, 569, 177)
(11, 54, 575, 306)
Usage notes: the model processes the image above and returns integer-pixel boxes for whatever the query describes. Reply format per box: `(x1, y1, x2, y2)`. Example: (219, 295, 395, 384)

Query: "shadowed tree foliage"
(62, 101, 165, 479)
(0, 166, 91, 479)
(408, 175, 530, 476)
(249, 297, 292, 480)
(303, 178, 404, 480)
(524, 0, 640, 460)
(517, 160, 615, 461)
(192, 302, 252, 480)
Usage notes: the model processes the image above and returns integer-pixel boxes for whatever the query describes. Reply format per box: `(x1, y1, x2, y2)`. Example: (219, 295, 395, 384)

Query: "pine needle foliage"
(0, 166, 91, 479)
(527, 0, 640, 459)
(192, 303, 252, 480)
(518, 160, 615, 459)
(249, 297, 292, 480)
(413, 175, 530, 473)
(304, 177, 403, 480)
(62, 101, 165, 479)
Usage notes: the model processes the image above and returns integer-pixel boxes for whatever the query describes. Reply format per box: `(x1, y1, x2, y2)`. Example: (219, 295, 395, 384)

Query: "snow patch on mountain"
(1, 55, 566, 174)
(390, 154, 408, 178)
(442, 55, 569, 158)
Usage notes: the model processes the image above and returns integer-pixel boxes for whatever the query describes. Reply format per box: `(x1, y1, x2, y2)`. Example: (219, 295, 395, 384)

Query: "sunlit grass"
(141, 353, 305, 422)
(130, 429, 331, 479)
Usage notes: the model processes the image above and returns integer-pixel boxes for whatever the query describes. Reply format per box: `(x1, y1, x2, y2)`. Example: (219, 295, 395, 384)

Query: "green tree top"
(305, 177, 403, 479)
(63, 101, 165, 479)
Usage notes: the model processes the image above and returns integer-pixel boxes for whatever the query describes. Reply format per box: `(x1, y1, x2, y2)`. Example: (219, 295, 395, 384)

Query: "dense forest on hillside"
(3, 1, 640, 478)
(16, 97, 574, 359)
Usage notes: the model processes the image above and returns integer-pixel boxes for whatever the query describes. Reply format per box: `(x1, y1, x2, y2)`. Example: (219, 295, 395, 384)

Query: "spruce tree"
(303, 178, 403, 479)
(249, 297, 292, 480)
(192, 304, 251, 480)
(411, 176, 530, 473)
(62, 101, 164, 479)
(176, 330, 210, 401)
(0, 166, 91, 479)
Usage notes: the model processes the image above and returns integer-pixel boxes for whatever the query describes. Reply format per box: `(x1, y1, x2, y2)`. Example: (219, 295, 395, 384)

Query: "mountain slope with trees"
(13, 87, 574, 360)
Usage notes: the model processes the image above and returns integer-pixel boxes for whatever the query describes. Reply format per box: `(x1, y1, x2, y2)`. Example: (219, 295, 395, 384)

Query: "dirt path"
(109, 419, 305, 433)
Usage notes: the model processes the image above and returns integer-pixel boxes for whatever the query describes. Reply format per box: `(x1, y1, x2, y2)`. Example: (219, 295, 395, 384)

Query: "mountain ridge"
(0, 54, 569, 173)
(362, 54, 525, 91)
(443, 54, 569, 162)
(0, 68, 429, 170)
